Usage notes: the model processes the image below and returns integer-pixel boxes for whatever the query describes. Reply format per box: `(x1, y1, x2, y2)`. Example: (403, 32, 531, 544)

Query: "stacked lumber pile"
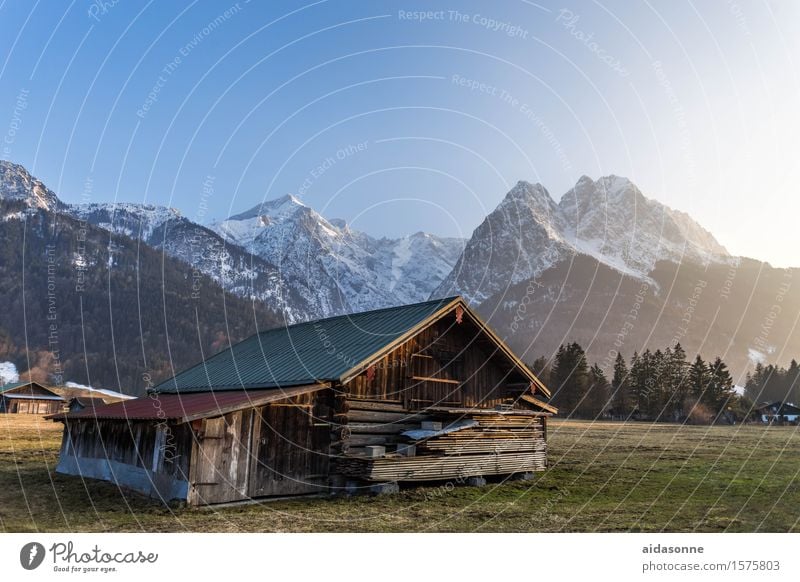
(336, 412, 547, 482)
(331, 397, 433, 457)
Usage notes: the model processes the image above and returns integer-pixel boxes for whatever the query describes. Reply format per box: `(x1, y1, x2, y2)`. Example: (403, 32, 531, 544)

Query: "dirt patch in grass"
(1, 415, 798, 532)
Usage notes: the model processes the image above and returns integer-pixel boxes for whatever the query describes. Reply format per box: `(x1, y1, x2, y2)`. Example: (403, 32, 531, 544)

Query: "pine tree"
(584, 363, 611, 418)
(648, 349, 668, 419)
(530, 356, 551, 387)
(550, 344, 570, 412)
(684, 355, 712, 422)
(628, 351, 643, 417)
(630, 350, 655, 418)
(667, 343, 689, 421)
(689, 355, 710, 401)
(551, 342, 589, 417)
(744, 362, 766, 403)
(611, 352, 632, 418)
(708, 356, 735, 420)
(786, 359, 800, 404)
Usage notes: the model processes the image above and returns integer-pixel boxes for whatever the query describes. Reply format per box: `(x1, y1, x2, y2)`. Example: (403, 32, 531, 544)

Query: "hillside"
(0, 198, 282, 395)
(478, 254, 799, 380)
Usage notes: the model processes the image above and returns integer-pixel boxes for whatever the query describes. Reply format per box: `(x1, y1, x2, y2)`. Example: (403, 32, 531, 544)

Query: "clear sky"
(1, 1, 798, 266)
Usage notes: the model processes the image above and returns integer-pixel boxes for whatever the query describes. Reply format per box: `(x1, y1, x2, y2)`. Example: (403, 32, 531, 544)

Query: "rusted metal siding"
(49, 385, 326, 422)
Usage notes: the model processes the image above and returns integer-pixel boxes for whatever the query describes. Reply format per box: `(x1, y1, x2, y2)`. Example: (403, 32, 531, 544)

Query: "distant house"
(0, 381, 65, 414)
(755, 402, 800, 424)
(50, 296, 556, 505)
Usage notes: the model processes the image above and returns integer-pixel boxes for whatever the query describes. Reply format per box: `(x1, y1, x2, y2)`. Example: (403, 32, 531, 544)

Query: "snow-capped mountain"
(210, 195, 464, 318)
(0, 161, 286, 394)
(433, 181, 574, 304)
(4, 159, 800, 380)
(68, 202, 182, 242)
(0, 160, 62, 211)
(433, 177, 731, 303)
(0, 160, 463, 322)
(65, 200, 314, 322)
(372, 232, 464, 301)
(560, 175, 729, 275)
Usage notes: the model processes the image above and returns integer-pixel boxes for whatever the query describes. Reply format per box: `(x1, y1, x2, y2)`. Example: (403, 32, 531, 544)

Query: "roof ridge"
(258, 295, 462, 335)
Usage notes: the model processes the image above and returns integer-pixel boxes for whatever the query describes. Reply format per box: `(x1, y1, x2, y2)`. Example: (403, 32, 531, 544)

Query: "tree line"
(531, 342, 760, 424)
(744, 361, 800, 406)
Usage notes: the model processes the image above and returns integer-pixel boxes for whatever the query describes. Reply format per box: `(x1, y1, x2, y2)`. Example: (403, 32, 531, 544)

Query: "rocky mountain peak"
(227, 193, 306, 222)
(0, 160, 62, 211)
(503, 180, 555, 207)
(558, 174, 728, 274)
(433, 175, 733, 303)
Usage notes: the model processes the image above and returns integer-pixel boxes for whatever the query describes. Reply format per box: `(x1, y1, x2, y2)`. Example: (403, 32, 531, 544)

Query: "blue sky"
(1, 1, 798, 265)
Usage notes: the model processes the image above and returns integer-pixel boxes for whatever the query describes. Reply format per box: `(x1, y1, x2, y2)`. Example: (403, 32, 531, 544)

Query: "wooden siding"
(187, 392, 332, 505)
(60, 419, 192, 479)
(343, 315, 529, 410)
(1, 398, 62, 414)
(248, 394, 330, 498)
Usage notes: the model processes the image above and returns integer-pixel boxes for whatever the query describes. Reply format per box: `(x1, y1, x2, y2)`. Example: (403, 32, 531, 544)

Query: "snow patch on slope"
(433, 176, 731, 304)
(0, 362, 19, 385)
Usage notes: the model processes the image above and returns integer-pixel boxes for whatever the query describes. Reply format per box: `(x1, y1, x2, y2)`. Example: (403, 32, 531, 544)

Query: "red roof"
(47, 384, 327, 423)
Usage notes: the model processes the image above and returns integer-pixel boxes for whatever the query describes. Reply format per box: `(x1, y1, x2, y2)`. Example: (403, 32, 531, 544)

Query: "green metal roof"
(0, 381, 39, 394)
(153, 297, 461, 394)
(0, 381, 59, 397)
(0, 382, 26, 394)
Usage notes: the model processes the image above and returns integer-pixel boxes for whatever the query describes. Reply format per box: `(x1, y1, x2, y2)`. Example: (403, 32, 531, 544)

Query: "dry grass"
(1, 414, 798, 532)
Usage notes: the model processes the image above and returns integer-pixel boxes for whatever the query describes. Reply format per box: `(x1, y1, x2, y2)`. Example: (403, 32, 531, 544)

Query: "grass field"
(1, 414, 798, 532)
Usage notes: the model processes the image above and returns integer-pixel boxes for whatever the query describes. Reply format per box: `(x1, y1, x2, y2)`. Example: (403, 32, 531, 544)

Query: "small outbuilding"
(50, 296, 556, 505)
(0, 381, 65, 414)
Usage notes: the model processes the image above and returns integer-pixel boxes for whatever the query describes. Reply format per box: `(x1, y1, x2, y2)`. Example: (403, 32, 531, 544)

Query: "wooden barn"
(0, 381, 65, 414)
(50, 296, 556, 505)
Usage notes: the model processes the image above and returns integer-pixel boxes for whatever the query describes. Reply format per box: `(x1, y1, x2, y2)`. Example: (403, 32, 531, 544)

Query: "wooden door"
(247, 403, 330, 498)
(188, 410, 254, 505)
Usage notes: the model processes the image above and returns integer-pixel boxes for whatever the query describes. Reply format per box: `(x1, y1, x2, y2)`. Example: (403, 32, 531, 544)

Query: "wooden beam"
(409, 376, 461, 385)
(425, 406, 549, 416)
(520, 394, 558, 414)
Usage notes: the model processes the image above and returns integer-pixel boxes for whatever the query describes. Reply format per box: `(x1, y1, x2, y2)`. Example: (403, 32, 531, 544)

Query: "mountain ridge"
(3, 159, 796, 382)
(432, 175, 732, 302)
